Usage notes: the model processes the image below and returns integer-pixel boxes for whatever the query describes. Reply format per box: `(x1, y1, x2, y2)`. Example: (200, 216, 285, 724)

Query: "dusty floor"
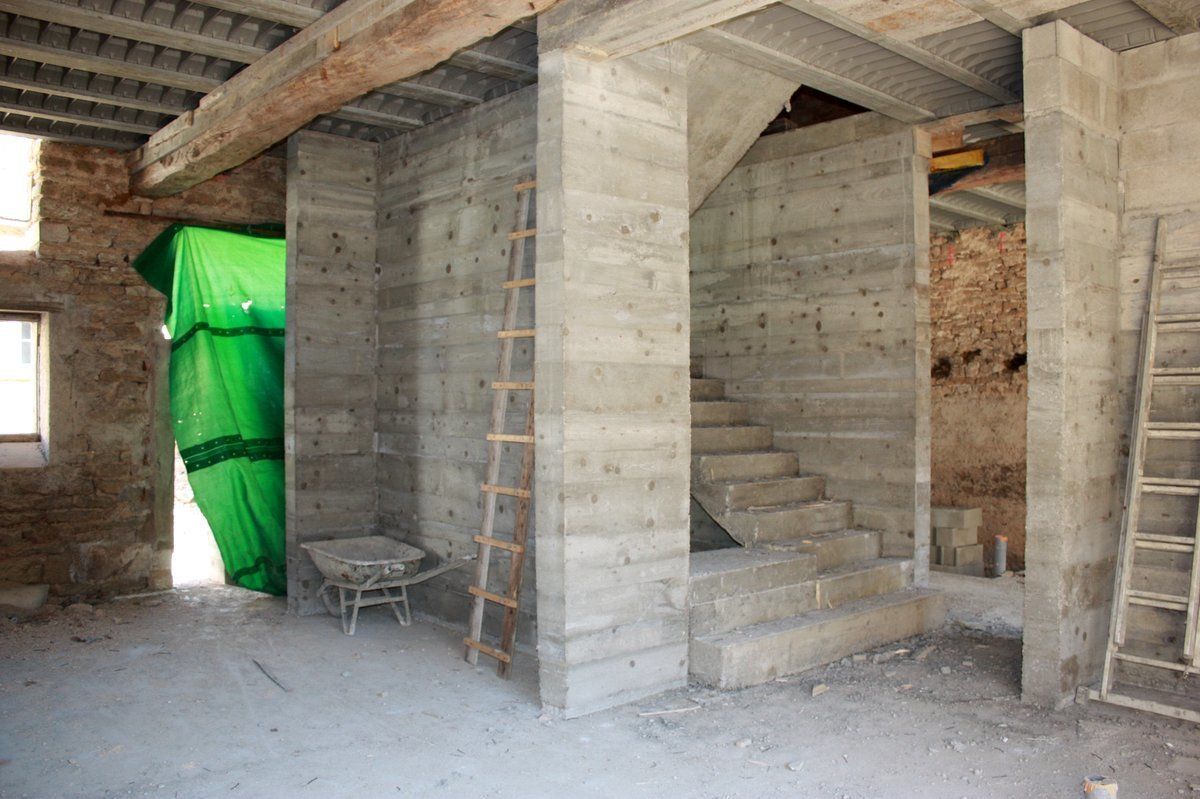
(1, 585, 1194, 799)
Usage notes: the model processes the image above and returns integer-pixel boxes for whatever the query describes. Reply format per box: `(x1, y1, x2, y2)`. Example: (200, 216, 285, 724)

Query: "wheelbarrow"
(301, 536, 474, 635)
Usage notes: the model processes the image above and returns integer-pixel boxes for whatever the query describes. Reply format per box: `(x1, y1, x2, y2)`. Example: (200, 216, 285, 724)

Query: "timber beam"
(129, 0, 553, 197)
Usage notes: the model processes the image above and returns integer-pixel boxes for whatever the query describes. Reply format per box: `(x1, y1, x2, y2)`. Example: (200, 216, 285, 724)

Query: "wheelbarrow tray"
(301, 535, 425, 587)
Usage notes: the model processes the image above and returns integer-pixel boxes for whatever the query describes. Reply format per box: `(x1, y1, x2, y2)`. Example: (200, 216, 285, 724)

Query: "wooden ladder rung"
(1134, 532, 1196, 552)
(474, 534, 525, 554)
(487, 433, 534, 444)
(1128, 590, 1190, 611)
(497, 329, 535, 339)
(468, 585, 518, 609)
(1156, 313, 1200, 325)
(1151, 367, 1200, 377)
(492, 381, 534, 390)
(1113, 650, 1193, 673)
(481, 483, 531, 499)
(1139, 477, 1200, 495)
(513, 179, 537, 192)
(1146, 427, 1200, 439)
(503, 278, 536, 289)
(464, 637, 512, 664)
(507, 228, 537, 241)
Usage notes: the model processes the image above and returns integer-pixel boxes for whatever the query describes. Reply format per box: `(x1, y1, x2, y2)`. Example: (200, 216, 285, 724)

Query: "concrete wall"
(1117, 33, 1200, 439)
(534, 45, 692, 717)
(373, 89, 538, 641)
(0, 143, 283, 599)
(691, 114, 932, 574)
(930, 224, 1027, 567)
(1021, 20, 1121, 706)
(284, 132, 379, 614)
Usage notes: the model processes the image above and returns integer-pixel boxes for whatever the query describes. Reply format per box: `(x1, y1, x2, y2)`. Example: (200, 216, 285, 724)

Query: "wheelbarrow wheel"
(319, 581, 340, 617)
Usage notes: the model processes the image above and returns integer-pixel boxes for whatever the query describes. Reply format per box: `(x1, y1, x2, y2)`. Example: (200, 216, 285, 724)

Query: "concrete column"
(1021, 21, 1121, 706)
(534, 44, 692, 717)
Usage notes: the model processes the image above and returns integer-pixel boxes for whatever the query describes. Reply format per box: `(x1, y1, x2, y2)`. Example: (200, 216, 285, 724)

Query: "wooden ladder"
(464, 177, 537, 677)
(1094, 217, 1200, 723)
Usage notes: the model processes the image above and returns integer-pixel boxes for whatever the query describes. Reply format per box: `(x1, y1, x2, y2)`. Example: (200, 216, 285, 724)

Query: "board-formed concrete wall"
(374, 89, 538, 643)
(1117, 33, 1200, 439)
(1021, 21, 1121, 706)
(534, 45, 692, 717)
(691, 114, 932, 574)
(285, 132, 379, 615)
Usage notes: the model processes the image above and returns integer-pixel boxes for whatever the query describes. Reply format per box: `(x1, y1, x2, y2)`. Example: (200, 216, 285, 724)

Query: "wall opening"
(0, 133, 38, 252)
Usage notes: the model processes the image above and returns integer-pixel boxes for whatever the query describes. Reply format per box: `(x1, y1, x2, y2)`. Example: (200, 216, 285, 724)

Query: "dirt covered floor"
(0, 585, 1193, 798)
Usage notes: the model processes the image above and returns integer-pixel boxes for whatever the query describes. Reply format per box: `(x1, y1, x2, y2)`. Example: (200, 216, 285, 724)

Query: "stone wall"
(929, 224, 1027, 567)
(374, 89, 538, 642)
(692, 113, 932, 574)
(0, 141, 284, 599)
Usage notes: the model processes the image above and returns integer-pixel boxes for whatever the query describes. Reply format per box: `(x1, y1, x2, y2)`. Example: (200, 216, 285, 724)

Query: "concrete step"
(705, 475, 825, 512)
(691, 401, 750, 426)
(691, 378, 725, 401)
(693, 451, 798, 483)
(689, 549, 818, 637)
(689, 548, 816, 603)
(689, 588, 946, 689)
(722, 500, 853, 546)
(691, 425, 773, 454)
(765, 528, 882, 570)
(816, 558, 913, 608)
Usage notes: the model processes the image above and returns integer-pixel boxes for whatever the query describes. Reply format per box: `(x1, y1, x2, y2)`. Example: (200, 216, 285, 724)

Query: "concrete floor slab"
(0, 585, 1190, 798)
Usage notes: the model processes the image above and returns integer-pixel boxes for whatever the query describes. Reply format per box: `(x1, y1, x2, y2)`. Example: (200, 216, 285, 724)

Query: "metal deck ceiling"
(0, 0, 1181, 154)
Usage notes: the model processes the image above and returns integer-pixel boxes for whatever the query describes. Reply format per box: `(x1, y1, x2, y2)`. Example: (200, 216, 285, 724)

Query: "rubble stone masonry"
(929, 223, 1028, 567)
(0, 142, 283, 599)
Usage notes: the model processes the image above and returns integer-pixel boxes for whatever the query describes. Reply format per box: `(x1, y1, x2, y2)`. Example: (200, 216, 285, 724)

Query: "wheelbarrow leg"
(381, 586, 412, 627)
(337, 586, 351, 635)
(346, 589, 364, 636)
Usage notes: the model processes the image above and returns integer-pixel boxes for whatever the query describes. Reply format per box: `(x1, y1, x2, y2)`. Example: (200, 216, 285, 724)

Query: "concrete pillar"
(1021, 21, 1121, 706)
(534, 44, 692, 717)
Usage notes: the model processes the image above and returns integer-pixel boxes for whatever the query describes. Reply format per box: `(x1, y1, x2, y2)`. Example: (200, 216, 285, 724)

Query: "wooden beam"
(781, 0, 1019, 104)
(951, 0, 1027, 36)
(0, 0, 265, 64)
(130, 0, 551, 196)
(538, 0, 782, 58)
(686, 27, 936, 123)
(0, 98, 159, 135)
(931, 148, 984, 172)
(0, 37, 221, 93)
(1130, 0, 1200, 33)
(932, 131, 1024, 195)
(924, 103, 1022, 152)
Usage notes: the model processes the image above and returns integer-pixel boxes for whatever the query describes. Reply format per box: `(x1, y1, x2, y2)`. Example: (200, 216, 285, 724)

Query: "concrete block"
(0, 581, 48, 612)
(937, 543, 983, 567)
(933, 526, 977, 548)
(931, 506, 982, 529)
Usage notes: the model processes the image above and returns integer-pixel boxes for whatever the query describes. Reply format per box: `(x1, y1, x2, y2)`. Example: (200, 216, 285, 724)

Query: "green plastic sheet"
(135, 224, 287, 595)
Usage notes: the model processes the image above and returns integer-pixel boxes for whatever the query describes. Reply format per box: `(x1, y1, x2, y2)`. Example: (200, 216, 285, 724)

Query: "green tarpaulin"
(135, 224, 287, 595)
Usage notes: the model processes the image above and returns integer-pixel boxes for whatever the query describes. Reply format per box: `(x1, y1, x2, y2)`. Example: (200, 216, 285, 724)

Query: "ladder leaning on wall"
(1093, 215, 1200, 723)
(463, 177, 537, 678)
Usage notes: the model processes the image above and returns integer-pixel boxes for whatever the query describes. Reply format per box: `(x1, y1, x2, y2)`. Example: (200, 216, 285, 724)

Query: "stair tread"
(707, 473, 822, 487)
(691, 424, 771, 430)
(765, 528, 879, 547)
(729, 499, 851, 516)
(689, 547, 811, 579)
(816, 556, 910, 580)
(695, 587, 940, 646)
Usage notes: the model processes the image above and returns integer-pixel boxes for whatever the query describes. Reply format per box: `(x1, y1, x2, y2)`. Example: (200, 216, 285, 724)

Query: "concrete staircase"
(688, 375, 944, 689)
